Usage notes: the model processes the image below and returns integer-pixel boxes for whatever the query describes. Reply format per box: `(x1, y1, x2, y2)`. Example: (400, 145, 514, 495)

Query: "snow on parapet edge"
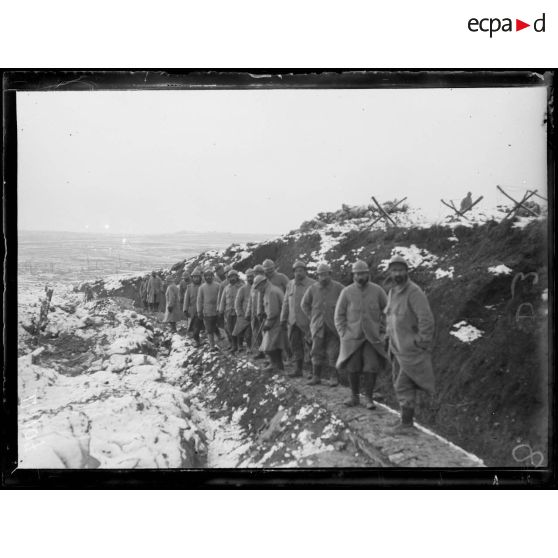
(172, 203, 547, 277)
(450, 321, 484, 343)
(488, 264, 513, 276)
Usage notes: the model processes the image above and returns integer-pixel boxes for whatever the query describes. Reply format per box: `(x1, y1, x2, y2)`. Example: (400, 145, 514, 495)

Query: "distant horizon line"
(18, 228, 281, 237)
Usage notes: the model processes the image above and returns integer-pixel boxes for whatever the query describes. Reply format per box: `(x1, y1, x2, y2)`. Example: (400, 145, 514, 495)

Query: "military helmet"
(253, 264, 265, 274)
(316, 263, 331, 274)
(245, 268, 255, 276)
(253, 275, 267, 289)
(262, 259, 275, 271)
(292, 259, 307, 270)
(351, 260, 369, 273)
(227, 269, 239, 278)
(388, 255, 409, 269)
(191, 267, 202, 276)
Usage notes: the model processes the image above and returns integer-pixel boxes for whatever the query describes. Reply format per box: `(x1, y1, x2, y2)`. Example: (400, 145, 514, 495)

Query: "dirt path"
(156, 315, 484, 468)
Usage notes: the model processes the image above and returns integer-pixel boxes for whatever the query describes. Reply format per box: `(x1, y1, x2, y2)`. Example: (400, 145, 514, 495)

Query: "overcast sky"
(17, 87, 547, 235)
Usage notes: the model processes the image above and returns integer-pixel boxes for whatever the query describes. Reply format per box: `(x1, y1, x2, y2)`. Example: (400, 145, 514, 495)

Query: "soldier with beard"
(385, 255, 435, 434)
(334, 260, 388, 409)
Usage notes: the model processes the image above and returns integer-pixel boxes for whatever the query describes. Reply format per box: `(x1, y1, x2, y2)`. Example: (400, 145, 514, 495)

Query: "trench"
(18, 288, 484, 469)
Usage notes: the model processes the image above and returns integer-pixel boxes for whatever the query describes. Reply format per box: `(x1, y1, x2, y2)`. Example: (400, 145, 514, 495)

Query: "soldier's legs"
(243, 323, 252, 351)
(325, 328, 340, 386)
(343, 345, 365, 406)
(192, 316, 202, 346)
(389, 359, 419, 432)
(361, 342, 383, 410)
(308, 333, 326, 384)
(227, 315, 238, 351)
(204, 316, 218, 349)
(288, 325, 305, 372)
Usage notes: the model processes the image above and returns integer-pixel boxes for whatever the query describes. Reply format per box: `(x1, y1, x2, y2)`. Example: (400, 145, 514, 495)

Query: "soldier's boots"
(288, 359, 304, 378)
(364, 373, 377, 410)
(307, 364, 321, 385)
(343, 373, 360, 406)
(388, 406, 417, 435)
(328, 367, 339, 387)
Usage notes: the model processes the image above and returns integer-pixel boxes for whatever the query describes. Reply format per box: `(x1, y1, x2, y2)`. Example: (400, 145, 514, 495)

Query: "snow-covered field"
(18, 283, 207, 468)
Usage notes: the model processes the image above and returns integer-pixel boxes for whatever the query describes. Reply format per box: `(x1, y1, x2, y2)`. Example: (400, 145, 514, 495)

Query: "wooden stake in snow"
(497, 186, 539, 221)
(370, 196, 406, 227)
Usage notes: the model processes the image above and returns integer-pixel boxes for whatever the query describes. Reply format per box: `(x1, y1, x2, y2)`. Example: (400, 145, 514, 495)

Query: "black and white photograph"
(5, 71, 553, 479)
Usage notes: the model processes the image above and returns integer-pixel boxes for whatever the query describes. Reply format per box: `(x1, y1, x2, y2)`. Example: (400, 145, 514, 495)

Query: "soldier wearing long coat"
(334, 260, 388, 409)
(301, 263, 344, 386)
(178, 272, 190, 321)
(254, 275, 287, 374)
(280, 260, 315, 377)
(197, 268, 220, 350)
(163, 279, 181, 331)
(385, 255, 435, 433)
(219, 269, 244, 352)
(233, 268, 254, 350)
(183, 267, 203, 346)
(147, 272, 162, 312)
(246, 264, 266, 357)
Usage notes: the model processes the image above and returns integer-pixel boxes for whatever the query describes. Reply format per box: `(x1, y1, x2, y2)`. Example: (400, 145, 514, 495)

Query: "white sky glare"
(17, 87, 547, 235)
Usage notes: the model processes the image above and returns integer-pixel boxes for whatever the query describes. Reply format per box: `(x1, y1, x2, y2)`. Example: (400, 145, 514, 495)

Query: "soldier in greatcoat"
(233, 268, 254, 351)
(385, 255, 435, 434)
(254, 275, 287, 374)
(197, 267, 220, 350)
(163, 277, 181, 332)
(280, 260, 314, 377)
(246, 264, 266, 359)
(301, 262, 344, 386)
(183, 267, 204, 346)
(219, 269, 244, 352)
(334, 260, 389, 409)
(147, 271, 162, 313)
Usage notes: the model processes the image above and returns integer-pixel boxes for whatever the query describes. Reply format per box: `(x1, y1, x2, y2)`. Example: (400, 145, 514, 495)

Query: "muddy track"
(151, 309, 484, 468)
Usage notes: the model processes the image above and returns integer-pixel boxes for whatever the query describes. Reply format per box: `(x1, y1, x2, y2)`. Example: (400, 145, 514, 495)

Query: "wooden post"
(371, 196, 397, 226)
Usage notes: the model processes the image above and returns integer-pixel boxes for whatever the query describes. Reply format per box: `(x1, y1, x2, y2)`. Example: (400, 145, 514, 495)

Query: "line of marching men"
(140, 255, 435, 434)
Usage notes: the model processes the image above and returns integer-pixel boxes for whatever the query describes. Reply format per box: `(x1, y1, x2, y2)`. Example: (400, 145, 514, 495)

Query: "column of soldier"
(140, 255, 435, 434)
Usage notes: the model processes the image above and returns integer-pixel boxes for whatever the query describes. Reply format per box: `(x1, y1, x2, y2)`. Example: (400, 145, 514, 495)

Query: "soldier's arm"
(196, 287, 204, 316)
(300, 286, 312, 319)
(183, 289, 190, 314)
(334, 290, 348, 336)
(409, 289, 435, 349)
(280, 284, 290, 323)
(234, 288, 243, 317)
(378, 287, 388, 338)
(245, 291, 252, 319)
(218, 286, 226, 314)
